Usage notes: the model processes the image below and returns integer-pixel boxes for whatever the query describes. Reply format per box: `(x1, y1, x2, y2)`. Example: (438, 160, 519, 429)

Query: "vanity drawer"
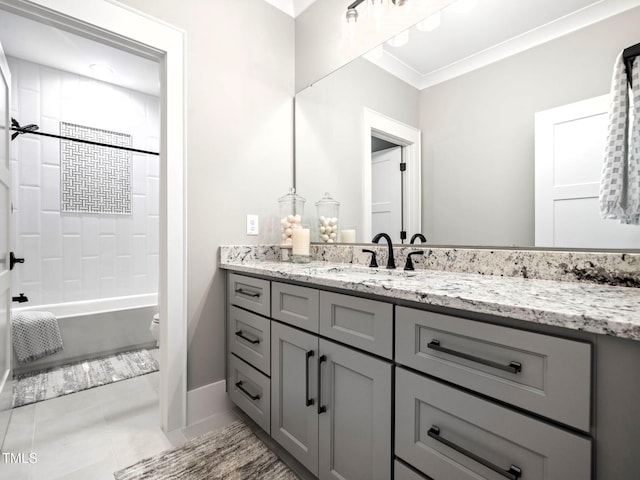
(228, 354, 270, 433)
(396, 306, 591, 431)
(227, 273, 271, 317)
(271, 282, 320, 333)
(319, 291, 393, 359)
(228, 305, 270, 375)
(395, 368, 591, 480)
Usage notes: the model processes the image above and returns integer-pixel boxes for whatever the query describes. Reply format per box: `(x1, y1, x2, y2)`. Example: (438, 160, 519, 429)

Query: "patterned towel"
(11, 311, 64, 364)
(600, 52, 640, 224)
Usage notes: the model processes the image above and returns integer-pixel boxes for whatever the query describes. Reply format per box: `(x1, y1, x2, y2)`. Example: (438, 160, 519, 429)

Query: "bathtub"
(12, 294, 158, 376)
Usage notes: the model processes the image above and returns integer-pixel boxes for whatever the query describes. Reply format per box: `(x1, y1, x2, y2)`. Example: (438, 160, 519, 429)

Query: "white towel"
(12, 311, 64, 364)
(600, 52, 640, 224)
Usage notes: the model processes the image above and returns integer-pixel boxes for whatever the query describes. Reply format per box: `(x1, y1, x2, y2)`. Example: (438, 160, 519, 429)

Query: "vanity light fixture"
(345, 0, 410, 25)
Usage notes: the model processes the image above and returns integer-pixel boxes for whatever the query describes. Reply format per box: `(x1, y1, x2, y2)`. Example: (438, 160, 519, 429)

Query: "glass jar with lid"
(315, 192, 340, 243)
(278, 188, 305, 247)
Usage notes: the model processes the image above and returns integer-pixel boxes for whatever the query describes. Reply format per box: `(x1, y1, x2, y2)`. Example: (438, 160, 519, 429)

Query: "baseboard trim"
(187, 379, 233, 426)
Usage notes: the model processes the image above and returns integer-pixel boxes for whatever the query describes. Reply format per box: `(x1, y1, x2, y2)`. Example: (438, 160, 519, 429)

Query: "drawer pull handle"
(235, 381, 261, 401)
(317, 355, 327, 414)
(306, 350, 315, 407)
(428, 340, 522, 374)
(428, 426, 522, 480)
(235, 330, 260, 344)
(235, 288, 261, 298)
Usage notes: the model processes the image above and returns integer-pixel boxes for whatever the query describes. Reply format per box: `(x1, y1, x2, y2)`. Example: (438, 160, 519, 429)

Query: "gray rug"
(114, 421, 299, 480)
(13, 349, 159, 408)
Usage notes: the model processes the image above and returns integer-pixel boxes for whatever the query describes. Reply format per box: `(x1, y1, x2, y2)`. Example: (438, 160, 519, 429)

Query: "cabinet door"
(318, 339, 392, 480)
(271, 321, 319, 475)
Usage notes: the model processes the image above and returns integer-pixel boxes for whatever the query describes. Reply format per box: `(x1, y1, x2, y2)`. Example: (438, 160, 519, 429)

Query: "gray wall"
(119, 0, 295, 390)
(420, 7, 640, 246)
(296, 57, 420, 241)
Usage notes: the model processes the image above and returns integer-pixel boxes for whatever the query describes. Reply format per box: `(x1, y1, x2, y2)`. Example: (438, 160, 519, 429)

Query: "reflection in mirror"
(295, 0, 640, 249)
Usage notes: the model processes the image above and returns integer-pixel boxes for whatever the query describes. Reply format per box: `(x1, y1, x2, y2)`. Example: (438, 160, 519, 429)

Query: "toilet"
(150, 313, 160, 347)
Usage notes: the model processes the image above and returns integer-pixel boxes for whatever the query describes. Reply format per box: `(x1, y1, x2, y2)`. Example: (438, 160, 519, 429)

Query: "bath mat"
(114, 421, 298, 480)
(12, 349, 158, 408)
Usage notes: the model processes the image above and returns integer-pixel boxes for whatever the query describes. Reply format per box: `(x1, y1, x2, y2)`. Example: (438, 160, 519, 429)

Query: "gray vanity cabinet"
(271, 320, 392, 480)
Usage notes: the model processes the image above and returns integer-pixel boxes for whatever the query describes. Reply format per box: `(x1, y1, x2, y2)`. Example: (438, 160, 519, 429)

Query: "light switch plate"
(246, 215, 259, 235)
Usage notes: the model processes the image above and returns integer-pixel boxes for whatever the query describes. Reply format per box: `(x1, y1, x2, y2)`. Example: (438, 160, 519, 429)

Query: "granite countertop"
(220, 259, 640, 341)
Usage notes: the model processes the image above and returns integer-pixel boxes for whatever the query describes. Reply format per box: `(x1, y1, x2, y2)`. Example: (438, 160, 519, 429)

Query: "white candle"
(292, 228, 310, 255)
(341, 229, 356, 243)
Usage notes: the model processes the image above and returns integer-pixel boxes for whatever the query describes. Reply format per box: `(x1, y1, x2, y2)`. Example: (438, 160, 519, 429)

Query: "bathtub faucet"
(12, 293, 29, 303)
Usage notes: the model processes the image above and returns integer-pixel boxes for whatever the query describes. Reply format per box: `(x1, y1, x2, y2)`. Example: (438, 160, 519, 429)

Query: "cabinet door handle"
(234, 330, 260, 344)
(305, 350, 315, 407)
(235, 288, 261, 298)
(317, 354, 327, 414)
(428, 426, 522, 480)
(235, 381, 261, 401)
(428, 340, 522, 374)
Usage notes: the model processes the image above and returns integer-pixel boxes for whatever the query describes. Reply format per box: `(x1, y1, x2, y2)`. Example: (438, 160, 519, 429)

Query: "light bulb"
(370, 0, 387, 32)
(345, 8, 358, 24)
(416, 11, 441, 32)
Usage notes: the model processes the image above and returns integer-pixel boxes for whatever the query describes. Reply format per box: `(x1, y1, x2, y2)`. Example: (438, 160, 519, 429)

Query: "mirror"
(295, 0, 640, 249)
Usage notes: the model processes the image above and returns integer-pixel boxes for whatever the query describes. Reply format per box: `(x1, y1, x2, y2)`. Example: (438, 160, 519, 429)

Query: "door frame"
(0, 39, 13, 447)
(0, 0, 187, 432)
(363, 108, 421, 242)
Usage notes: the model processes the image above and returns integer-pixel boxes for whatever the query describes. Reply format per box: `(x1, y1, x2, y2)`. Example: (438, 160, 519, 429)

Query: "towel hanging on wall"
(600, 51, 640, 225)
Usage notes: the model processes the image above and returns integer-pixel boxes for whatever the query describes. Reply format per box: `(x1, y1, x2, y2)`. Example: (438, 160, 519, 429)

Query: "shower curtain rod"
(10, 118, 160, 156)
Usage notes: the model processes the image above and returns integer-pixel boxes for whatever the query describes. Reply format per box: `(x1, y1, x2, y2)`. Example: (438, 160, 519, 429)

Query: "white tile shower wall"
(8, 56, 160, 306)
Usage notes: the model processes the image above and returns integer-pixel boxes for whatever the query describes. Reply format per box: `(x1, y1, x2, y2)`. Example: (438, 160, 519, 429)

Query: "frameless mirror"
(295, 0, 640, 249)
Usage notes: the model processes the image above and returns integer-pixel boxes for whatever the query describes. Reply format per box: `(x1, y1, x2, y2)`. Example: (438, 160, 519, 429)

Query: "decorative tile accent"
(61, 122, 132, 214)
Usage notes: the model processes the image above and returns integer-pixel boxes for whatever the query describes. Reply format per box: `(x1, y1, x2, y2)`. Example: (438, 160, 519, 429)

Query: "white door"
(372, 146, 403, 243)
(535, 95, 640, 248)
(0, 41, 12, 448)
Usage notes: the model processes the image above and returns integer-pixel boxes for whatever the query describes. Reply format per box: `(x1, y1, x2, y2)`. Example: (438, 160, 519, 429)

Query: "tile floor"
(0, 351, 239, 480)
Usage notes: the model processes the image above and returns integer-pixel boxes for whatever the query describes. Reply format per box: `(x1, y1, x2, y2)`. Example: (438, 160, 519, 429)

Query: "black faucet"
(410, 233, 427, 244)
(404, 251, 424, 271)
(362, 249, 378, 268)
(372, 233, 395, 269)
